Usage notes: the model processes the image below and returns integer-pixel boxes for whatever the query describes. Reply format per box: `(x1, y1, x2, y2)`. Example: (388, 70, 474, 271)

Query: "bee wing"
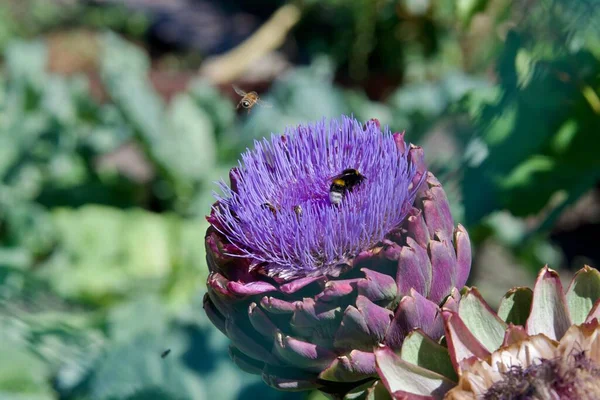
(257, 98, 273, 108)
(329, 172, 345, 181)
(232, 85, 247, 97)
(328, 170, 367, 181)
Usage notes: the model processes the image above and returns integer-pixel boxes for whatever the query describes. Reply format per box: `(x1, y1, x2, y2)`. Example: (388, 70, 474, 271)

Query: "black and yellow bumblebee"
(329, 168, 366, 206)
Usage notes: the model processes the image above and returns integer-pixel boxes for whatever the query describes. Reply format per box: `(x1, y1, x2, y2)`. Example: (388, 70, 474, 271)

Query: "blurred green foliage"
(0, 0, 148, 52)
(0, 27, 296, 400)
(457, 1, 600, 270)
(0, 0, 599, 398)
(462, 28, 600, 217)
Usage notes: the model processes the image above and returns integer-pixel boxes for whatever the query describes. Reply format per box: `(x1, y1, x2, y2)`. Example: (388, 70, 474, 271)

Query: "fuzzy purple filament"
(211, 116, 421, 279)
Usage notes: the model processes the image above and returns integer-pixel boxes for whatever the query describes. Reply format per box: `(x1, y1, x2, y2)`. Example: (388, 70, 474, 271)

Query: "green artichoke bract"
(373, 265, 600, 400)
(203, 117, 472, 396)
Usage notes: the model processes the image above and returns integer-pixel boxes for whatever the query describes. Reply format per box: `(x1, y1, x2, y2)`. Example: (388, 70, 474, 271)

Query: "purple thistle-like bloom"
(211, 117, 423, 279)
(204, 116, 471, 395)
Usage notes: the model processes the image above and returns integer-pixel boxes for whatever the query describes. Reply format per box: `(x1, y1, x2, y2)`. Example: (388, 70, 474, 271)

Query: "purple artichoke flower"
(203, 116, 471, 396)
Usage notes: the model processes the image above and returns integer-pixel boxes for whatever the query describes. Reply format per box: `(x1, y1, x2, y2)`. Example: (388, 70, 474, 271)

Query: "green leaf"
(388, 82, 446, 118)
(99, 32, 218, 208)
(497, 287, 533, 326)
(458, 288, 507, 352)
(100, 32, 165, 148)
(74, 334, 206, 400)
(41, 77, 77, 126)
(37, 205, 208, 304)
(0, 322, 54, 399)
(344, 90, 393, 128)
(4, 40, 47, 87)
(501, 155, 554, 191)
(1, 200, 56, 256)
(107, 296, 170, 342)
(187, 79, 236, 141)
(462, 44, 600, 224)
(161, 93, 216, 182)
(566, 266, 600, 325)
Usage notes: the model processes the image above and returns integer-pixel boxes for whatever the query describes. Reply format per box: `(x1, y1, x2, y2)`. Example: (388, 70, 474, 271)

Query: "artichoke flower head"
(204, 116, 471, 396)
(443, 266, 600, 400)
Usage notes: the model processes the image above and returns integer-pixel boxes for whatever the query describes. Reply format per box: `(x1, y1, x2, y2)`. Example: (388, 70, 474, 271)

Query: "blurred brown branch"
(198, 3, 301, 84)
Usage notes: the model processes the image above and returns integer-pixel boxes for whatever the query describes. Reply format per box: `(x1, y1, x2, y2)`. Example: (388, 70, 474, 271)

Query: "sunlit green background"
(0, 0, 599, 399)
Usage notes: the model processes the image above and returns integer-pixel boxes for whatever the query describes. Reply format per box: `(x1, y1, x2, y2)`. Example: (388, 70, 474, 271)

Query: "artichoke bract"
(203, 116, 471, 395)
(444, 266, 600, 400)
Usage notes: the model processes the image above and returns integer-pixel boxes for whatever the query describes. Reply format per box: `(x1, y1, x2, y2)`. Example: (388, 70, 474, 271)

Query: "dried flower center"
(484, 352, 600, 400)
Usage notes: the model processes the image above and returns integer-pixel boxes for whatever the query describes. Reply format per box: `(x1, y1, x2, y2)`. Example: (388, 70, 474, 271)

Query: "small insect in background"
(233, 85, 272, 114)
(261, 202, 279, 217)
(161, 349, 171, 359)
(329, 168, 367, 206)
(293, 205, 302, 221)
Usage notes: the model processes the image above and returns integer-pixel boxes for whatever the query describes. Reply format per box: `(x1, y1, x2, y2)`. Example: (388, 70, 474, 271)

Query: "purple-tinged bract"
(211, 117, 422, 279)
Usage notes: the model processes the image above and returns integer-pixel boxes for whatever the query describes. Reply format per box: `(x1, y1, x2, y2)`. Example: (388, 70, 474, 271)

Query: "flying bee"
(329, 168, 366, 206)
(233, 85, 272, 113)
(261, 202, 278, 217)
